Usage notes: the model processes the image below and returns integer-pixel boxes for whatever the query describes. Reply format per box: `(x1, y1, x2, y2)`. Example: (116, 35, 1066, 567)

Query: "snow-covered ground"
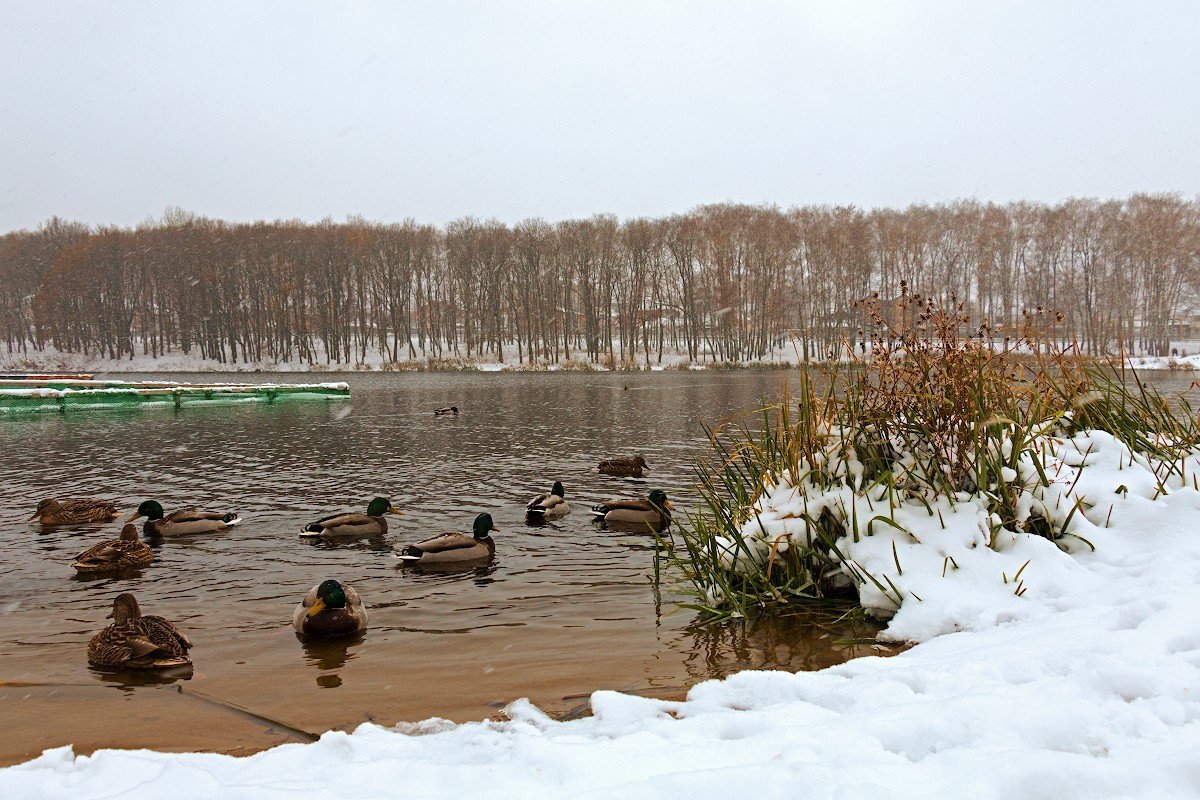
(5, 429, 1200, 797)
(1128, 354, 1200, 371)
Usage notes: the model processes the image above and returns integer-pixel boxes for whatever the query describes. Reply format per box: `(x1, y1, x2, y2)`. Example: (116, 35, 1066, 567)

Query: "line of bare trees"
(1, 195, 1197, 367)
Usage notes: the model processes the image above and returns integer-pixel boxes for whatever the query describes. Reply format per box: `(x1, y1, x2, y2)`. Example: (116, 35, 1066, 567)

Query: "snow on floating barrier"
(0, 380, 350, 414)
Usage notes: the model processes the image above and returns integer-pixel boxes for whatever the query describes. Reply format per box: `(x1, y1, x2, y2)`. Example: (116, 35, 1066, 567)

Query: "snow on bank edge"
(7, 440, 1200, 798)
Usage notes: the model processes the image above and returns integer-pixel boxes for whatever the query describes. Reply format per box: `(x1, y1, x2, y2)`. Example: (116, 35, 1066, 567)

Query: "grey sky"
(2, 0, 1197, 231)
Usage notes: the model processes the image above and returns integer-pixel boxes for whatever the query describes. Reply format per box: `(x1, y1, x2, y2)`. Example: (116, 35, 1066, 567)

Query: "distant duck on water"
(30, 498, 119, 525)
(596, 455, 649, 478)
(434, 406, 460, 416)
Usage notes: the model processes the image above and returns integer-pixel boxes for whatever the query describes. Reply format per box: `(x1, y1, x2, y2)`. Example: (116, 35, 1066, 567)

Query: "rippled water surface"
(1, 370, 902, 763)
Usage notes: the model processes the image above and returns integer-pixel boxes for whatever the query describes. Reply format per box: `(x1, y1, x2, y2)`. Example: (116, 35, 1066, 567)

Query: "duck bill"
(125, 512, 143, 523)
(490, 524, 500, 532)
(27, 511, 41, 521)
(664, 501, 675, 511)
(306, 597, 326, 618)
(388, 507, 402, 515)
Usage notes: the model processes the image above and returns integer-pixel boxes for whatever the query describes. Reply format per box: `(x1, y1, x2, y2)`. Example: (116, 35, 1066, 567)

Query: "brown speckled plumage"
(30, 498, 119, 525)
(73, 524, 154, 574)
(87, 593, 192, 670)
(596, 455, 649, 478)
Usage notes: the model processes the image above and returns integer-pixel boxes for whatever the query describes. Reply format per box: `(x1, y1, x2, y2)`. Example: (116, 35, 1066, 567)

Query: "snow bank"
(1128, 354, 1200, 371)
(7, 430, 1200, 797)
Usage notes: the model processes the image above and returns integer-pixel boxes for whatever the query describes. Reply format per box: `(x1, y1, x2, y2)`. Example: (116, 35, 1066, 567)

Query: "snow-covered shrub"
(672, 291, 1200, 625)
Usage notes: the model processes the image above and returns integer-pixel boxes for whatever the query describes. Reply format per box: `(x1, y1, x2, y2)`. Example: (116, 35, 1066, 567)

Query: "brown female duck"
(73, 524, 154, 574)
(30, 498, 119, 525)
(595, 455, 649, 478)
(87, 593, 192, 670)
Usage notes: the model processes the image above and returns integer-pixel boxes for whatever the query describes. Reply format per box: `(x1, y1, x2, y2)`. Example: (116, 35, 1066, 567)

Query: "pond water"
(0, 370, 897, 765)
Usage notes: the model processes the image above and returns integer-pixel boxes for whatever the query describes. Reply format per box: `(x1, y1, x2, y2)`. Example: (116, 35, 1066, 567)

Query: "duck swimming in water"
(396, 512, 497, 564)
(30, 498, 119, 525)
(128, 500, 241, 537)
(300, 497, 400, 538)
(525, 481, 569, 519)
(293, 579, 368, 638)
(87, 593, 192, 670)
(72, 523, 154, 575)
(595, 455, 649, 478)
(591, 490, 673, 531)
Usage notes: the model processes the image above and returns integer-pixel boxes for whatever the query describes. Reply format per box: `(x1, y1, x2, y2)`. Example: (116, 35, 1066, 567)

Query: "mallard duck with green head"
(73, 523, 154, 574)
(128, 500, 241, 537)
(300, 497, 400, 538)
(396, 512, 497, 564)
(88, 593, 192, 670)
(30, 498, 119, 526)
(525, 481, 569, 519)
(591, 489, 673, 531)
(293, 579, 368, 638)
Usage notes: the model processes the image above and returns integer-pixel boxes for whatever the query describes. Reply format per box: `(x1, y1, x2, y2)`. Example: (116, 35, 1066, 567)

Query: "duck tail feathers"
(222, 513, 242, 526)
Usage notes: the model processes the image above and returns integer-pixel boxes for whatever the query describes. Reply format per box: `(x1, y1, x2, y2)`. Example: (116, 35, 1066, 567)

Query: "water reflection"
(679, 610, 896, 683)
(397, 560, 499, 584)
(298, 631, 365, 684)
(90, 664, 194, 688)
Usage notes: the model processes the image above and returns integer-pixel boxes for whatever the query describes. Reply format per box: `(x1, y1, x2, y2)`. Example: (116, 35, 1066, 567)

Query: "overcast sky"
(1, 1, 1197, 231)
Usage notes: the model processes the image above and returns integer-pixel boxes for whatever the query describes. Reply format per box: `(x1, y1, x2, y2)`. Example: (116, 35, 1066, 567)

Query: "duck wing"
(405, 532, 478, 554)
(312, 512, 369, 529)
(74, 538, 123, 564)
(140, 615, 192, 653)
(88, 625, 136, 666)
(591, 498, 653, 515)
(59, 499, 118, 522)
(167, 509, 233, 523)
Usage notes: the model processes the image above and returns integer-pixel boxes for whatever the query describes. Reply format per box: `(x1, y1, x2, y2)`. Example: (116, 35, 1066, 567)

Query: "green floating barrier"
(0, 380, 350, 415)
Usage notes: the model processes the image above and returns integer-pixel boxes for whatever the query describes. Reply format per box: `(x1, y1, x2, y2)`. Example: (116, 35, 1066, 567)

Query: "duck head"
(29, 499, 56, 520)
(127, 500, 164, 522)
(109, 593, 142, 621)
(473, 513, 499, 539)
(648, 490, 673, 513)
(366, 497, 401, 517)
(307, 579, 349, 618)
(118, 523, 140, 542)
(551, 481, 565, 498)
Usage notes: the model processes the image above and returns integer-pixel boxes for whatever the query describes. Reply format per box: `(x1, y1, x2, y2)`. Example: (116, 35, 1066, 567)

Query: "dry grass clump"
(668, 287, 1200, 619)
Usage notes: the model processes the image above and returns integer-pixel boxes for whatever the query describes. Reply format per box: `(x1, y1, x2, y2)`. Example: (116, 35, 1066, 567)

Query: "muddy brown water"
(0, 367, 1026, 765)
